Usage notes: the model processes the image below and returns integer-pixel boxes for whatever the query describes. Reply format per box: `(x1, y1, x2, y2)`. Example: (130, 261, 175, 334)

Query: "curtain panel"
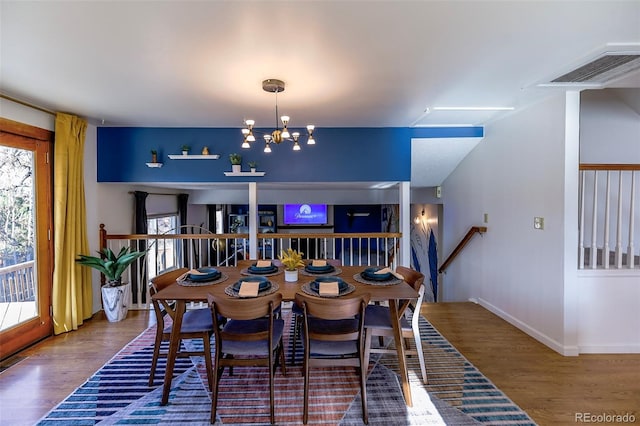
(51, 113, 91, 334)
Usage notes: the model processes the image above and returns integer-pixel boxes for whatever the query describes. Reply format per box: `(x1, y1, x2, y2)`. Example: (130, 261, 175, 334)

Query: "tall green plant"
(76, 247, 146, 287)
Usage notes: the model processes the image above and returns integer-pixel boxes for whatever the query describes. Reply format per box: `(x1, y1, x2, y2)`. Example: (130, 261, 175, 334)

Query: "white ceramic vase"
(232, 164, 241, 173)
(101, 282, 131, 322)
(284, 269, 298, 282)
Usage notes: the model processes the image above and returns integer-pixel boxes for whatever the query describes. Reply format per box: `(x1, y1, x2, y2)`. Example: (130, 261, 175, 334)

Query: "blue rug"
(36, 310, 537, 425)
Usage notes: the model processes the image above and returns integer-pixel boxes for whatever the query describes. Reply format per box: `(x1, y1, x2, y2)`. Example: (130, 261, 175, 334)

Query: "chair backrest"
(295, 293, 370, 342)
(208, 292, 282, 343)
(149, 268, 189, 321)
(150, 267, 189, 293)
(396, 266, 425, 292)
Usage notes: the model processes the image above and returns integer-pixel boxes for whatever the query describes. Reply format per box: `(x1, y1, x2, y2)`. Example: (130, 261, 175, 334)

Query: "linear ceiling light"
(431, 106, 515, 111)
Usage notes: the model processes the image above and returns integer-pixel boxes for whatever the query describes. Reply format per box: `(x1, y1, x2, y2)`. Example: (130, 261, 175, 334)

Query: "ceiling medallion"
(241, 79, 316, 153)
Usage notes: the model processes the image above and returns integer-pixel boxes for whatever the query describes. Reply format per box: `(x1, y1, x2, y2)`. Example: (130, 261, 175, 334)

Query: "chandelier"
(241, 79, 316, 153)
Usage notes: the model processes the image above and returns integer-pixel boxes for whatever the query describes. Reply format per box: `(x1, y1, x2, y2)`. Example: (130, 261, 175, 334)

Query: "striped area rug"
(36, 309, 537, 425)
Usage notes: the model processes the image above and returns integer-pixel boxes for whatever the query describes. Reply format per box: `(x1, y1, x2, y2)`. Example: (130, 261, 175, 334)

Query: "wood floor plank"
(422, 302, 640, 426)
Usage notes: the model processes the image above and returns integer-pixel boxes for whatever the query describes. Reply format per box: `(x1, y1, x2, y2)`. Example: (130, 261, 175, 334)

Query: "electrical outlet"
(483, 213, 489, 224)
(534, 217, 544, 230)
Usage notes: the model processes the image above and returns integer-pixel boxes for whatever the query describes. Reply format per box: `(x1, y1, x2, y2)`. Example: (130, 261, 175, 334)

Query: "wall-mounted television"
(283, 204, 328, 225)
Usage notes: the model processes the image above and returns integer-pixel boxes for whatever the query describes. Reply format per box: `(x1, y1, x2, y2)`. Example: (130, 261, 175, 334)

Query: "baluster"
(590, 171, 598, 268)
(604, 171, 611, 269)
(627, 171, 636, 268)
(579, 171, 586, 268)
(615, 171, 624, 268)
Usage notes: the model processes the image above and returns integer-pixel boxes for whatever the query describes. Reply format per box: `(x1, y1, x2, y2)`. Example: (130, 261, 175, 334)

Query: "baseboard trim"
(476, 297, 579, 356)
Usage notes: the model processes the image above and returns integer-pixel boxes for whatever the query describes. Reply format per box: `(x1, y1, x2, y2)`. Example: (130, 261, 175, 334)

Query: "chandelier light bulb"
(293, 141, 301, 151)
(281, 127, 290, 139)
(245, 119, 255, 127)
(242, 139, 250, 149)
(307, 124, 315, 132)
(241, 128, 249, 136)
(307, 135, 316, 145)
(291, 132, 300, 142)
(264, 143, 272, 153)
(247, 132, 255, 142)
(280, 115, 289, 125)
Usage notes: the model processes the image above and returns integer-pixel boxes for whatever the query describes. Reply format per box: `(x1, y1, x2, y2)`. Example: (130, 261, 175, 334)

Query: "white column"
(399, 181, 411, 267)
(248, 182, 258, 259)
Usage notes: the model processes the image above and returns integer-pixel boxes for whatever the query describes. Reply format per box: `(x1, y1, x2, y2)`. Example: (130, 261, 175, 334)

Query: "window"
(147, 214, 178, 278)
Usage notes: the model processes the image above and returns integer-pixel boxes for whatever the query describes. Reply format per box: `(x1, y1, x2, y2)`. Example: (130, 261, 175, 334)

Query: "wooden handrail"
(579, 163, 640, 171)
(438, 226, 487, 273)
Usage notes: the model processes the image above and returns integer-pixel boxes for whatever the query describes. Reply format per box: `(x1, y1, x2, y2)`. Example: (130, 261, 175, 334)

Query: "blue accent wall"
(97, 126, 483, 183)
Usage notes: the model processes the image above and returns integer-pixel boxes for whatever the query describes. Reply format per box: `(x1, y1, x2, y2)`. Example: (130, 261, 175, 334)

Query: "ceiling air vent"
(547, 53, 640, 86)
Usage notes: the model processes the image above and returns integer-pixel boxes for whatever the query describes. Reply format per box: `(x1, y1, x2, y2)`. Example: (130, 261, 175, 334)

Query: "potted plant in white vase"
(279, 248, 304, 282)
(248, 161, 257, 173)
(76, 247, 146, 322)
(229, 153, 242, 173)
(181, 145, 190, 155)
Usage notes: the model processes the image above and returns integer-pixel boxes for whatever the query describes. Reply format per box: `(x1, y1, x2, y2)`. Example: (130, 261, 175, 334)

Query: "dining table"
(151, 265, 419, 407)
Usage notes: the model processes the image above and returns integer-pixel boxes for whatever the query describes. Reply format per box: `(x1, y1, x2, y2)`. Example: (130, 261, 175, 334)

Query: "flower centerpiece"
(76, 247, 146, 322)
(279, 248, 304, 282)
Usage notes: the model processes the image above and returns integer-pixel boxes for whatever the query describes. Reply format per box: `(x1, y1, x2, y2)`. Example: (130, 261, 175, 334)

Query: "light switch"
(534, 217, 544, 230)
(484, 213, 489, 224)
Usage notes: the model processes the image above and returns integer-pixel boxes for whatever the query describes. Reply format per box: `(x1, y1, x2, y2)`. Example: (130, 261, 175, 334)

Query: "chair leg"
(203, 333, 214, 391)
(363, 329, 373, 372)
(303, 357, 310, 424)
(413, 326, 428, 384)
(211, 362, 222, 424)
(359, 353, 369, 424)
(148, 332, 164, 387)
(278, 340, 287, 376)
(269, 355, 275, 424)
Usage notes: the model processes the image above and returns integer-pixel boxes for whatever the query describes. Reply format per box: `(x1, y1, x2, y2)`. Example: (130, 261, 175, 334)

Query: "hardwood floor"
(422, 302, 640, 426)
(0, 310, 153, 426)
(0, 303, 638, 426)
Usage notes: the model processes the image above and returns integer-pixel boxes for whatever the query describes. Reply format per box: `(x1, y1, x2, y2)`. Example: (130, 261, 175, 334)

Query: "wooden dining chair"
(290, 259, 342, 365)
(148, 267, 215, 390)
(295, 292, 371, 424)
(363, 265, 428, 384)
(207, 292, 286, 425)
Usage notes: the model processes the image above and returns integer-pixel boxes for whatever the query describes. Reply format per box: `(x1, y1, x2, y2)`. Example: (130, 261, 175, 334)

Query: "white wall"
(580, 89, 640, 163)
(441, 94, 570, 353)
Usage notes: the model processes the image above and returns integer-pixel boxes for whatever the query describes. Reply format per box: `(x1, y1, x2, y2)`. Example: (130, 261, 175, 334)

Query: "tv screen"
(283, 204, 328, 225)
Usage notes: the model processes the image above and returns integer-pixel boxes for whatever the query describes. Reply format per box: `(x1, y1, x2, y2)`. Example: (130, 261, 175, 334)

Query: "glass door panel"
(0, 119, 53, 360)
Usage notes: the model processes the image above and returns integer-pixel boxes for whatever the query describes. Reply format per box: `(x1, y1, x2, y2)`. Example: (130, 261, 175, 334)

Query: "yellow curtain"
(51, 112, 92, 334)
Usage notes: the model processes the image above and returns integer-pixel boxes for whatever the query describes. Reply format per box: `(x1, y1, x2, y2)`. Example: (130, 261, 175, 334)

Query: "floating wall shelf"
(146, 162, 164, 168)
(224, 171, 266, 177)
(168, 154, 221, 160)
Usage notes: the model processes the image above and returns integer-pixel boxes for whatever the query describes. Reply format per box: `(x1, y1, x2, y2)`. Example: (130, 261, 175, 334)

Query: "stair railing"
(579, 164, 639, 269)
(438, 226, 487, 273)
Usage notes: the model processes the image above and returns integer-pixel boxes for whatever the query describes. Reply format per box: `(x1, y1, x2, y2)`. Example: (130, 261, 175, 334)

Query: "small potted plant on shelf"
(278, 248, 304, 282)
(76, 247, 146, 322)
(229, 153, 242, 172)
(248, 161, 257, 173)
(181, 145, 190, 155)
(150, 149, 158, 163)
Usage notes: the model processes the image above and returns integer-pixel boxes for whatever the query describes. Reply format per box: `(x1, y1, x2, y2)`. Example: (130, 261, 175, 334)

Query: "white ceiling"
(2, 1, 639, 188)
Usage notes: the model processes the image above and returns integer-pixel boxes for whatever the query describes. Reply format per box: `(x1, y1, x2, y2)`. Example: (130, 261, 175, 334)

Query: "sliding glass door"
(0, 118, 53, 359)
